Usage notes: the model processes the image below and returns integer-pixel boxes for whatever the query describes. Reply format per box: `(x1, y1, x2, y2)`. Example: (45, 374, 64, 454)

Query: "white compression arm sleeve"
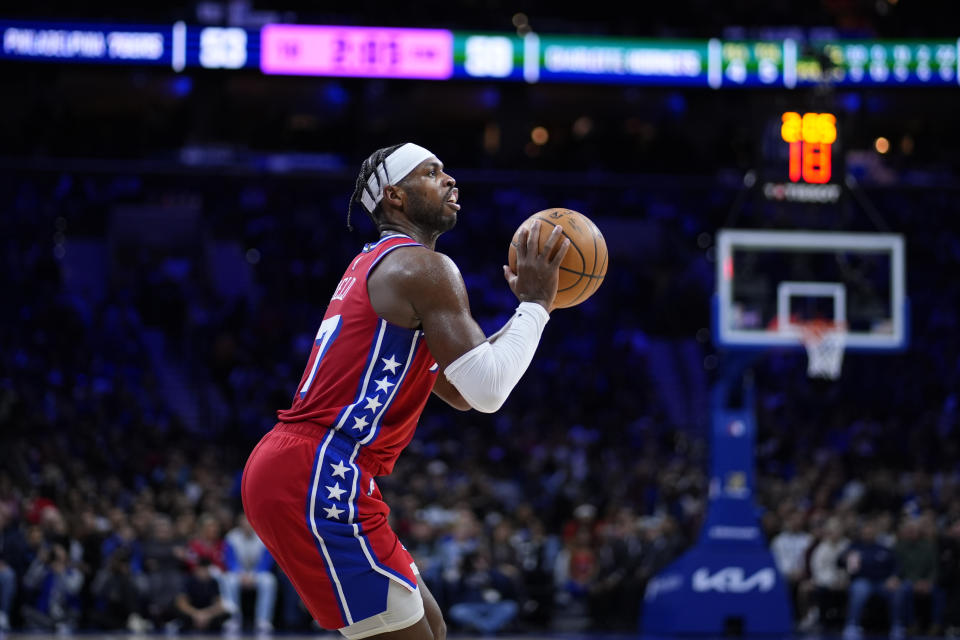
(443, 302, 550, 413)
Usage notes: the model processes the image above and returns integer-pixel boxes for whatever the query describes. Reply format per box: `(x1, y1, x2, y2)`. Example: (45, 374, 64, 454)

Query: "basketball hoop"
(799, 320, 847, 380)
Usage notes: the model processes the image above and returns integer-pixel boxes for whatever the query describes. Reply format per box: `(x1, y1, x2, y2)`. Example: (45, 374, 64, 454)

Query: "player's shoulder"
(377, 244, 461, 283)
(371, 246, 465, 304)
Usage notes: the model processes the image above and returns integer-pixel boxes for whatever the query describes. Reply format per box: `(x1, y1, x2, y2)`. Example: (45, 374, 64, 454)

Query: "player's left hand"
(502, 221, 569, 312)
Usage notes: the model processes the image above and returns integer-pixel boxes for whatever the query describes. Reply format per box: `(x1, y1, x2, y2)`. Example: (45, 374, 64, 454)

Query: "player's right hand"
(502, 220, 570, 312)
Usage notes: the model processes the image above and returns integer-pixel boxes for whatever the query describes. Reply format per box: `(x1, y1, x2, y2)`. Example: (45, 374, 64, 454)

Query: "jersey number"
(299, 315, 342, 398)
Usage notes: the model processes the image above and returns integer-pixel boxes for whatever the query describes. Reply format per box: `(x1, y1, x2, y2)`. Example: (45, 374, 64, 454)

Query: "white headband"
(360, 143, 437, 214)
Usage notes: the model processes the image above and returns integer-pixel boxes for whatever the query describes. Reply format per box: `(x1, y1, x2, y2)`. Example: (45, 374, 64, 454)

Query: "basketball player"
(241, 142, 569, 640)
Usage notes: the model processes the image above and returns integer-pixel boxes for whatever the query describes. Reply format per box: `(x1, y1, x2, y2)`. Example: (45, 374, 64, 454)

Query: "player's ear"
(382, 185, 404, 210)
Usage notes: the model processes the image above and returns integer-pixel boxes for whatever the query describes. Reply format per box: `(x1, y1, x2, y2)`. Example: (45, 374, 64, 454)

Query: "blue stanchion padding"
(641, 407, 792, 636)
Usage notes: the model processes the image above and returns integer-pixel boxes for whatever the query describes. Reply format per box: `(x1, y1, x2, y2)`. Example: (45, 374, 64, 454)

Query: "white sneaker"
(127, 613, 153, 633)
(798, 608, 820, 633)
(843, 625, 863, 640)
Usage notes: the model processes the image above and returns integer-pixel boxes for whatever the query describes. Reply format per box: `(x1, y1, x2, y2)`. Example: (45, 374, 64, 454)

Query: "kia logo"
(692, 567, 776, 593)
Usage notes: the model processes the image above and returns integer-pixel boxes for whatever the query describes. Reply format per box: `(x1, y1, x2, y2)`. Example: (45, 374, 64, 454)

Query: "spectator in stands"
(644, 516, 685, 576)
(938, 517, 960, 636)
(554, 524, 598, 607)
(71, 509, 106, 589)
(405, 515, 443, 587)
(220, 514, 276, 634)
(509, 515, 558, 628)
(141, 514, 186, 627)
(187, 513, 225, 572)
(589, 506, 646, 630)
(448, 546, 519, 634)
(172, 558, 230, 632)
(841, 518, 906, 640)
(771, 508, 814, 623)
(174, 512, 197, 545)
(804, 515, 850, 631)
(894, 516, 941, 634)
(488, 517, 523, 587)
(20, 542, 84, 632)
(89, 546, 150, 631)
(0, 504, 27, 632)
(100, 510, 143, 576)
(437, 507, 482, 587)
(0, 555, 13, 632)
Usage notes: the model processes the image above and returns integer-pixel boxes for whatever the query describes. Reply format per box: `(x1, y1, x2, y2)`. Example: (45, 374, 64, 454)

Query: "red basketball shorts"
(241, 422, 418, 630)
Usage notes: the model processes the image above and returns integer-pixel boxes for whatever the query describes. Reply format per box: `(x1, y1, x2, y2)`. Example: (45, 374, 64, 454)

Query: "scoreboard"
(0, 20, 260, 70)
(808, 40, 957, 85)
(1, 19, 958, 89)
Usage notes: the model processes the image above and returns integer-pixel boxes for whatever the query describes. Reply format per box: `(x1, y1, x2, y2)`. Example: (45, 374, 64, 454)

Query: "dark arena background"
(1, 2, 959, 639)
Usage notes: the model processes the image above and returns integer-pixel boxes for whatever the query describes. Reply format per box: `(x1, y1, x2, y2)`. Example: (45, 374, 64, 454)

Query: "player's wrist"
(517, 299, 551, 317)
(516, 301, 550, 326)
(517, 293, 552, 311)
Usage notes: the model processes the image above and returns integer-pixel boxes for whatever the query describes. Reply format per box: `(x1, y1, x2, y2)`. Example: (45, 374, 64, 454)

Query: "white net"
(801, 322, 847, 380)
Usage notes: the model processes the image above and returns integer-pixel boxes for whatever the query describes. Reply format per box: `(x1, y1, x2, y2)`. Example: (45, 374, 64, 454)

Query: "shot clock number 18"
(780, 112, 836, 184)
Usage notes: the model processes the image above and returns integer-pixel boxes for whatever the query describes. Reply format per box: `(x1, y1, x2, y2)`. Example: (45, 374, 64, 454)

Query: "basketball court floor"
(0, 632, 949, 640)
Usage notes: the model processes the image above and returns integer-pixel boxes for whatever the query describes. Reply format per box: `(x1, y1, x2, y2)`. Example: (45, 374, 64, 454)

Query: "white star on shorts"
(325, 482, 346, 501)
(374, 376, 395, 393)
(323, 504, 344, 520)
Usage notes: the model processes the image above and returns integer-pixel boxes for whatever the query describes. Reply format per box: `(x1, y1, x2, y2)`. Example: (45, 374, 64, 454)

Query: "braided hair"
(347, 143, 406, 231)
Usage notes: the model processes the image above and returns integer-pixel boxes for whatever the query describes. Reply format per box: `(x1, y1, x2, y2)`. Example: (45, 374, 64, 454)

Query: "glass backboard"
(714, 229, 907, 350)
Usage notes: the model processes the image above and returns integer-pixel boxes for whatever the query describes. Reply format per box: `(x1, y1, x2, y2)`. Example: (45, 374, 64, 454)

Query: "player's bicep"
(402, 253, 486, 371)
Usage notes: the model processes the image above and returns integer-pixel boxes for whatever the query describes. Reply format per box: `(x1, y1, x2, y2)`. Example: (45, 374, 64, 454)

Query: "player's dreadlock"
(347, 143, 405, 232)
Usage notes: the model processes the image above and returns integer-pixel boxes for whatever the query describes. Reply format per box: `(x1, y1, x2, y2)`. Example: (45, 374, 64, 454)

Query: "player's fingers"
(541, 225, 565, 259)
(503, 265, 518, 289)
(549, 238, 571, 266)
(515, 227, 529, 258)
(526, 220, 540, 255)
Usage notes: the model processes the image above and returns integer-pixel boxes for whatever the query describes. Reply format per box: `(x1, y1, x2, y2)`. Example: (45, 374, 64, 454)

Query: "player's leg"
(361, 614, 433, 640)
(339, 578, 445, 640)
(418, 578, 446, 640)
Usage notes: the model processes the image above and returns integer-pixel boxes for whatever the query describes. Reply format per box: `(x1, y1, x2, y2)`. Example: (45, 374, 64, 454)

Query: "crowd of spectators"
(1, 163, 958, 636)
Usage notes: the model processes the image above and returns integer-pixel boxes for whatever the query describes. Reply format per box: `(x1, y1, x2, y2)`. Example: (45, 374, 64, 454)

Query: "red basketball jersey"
(277, 235, 438, 476)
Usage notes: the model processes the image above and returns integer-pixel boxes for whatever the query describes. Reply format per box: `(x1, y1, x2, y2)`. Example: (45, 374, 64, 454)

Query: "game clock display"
(260, 25, 453, 79)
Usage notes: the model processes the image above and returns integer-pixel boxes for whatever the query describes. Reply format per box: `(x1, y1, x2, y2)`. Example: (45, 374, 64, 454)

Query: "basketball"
(508, 208, 608, 309)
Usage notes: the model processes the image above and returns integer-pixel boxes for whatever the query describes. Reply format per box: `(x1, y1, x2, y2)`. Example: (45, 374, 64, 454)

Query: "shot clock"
(761, 111, 842, 204)
(780, 112, 836, 184)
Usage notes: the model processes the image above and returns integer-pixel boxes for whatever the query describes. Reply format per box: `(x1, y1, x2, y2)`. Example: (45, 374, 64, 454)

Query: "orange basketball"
(507, 208, 608, 309)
